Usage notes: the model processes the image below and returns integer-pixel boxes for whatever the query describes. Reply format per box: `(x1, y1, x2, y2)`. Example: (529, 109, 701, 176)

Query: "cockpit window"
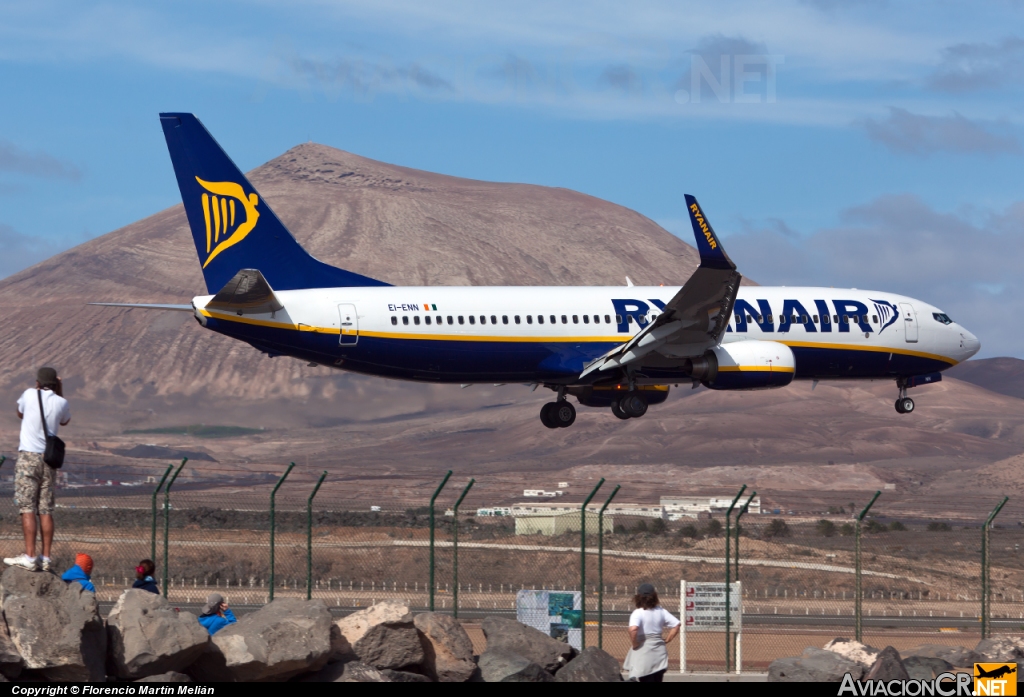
(932, 312, 953, 325)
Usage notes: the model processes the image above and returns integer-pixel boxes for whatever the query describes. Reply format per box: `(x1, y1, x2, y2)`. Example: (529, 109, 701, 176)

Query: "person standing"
(623, 583, 681, 682)
(4, 367, 70, 572)
(132, 559, 159, 594)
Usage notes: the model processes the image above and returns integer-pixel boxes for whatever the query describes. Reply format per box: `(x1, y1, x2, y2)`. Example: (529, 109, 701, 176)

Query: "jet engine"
(694, 341, 796, 390)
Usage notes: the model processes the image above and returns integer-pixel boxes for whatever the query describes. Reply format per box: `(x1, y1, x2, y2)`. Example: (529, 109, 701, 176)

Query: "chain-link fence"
(1, 455, 1021, 673)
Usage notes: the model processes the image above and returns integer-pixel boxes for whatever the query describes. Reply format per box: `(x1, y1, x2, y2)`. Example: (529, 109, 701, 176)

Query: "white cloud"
(862, 107, 1020, 155)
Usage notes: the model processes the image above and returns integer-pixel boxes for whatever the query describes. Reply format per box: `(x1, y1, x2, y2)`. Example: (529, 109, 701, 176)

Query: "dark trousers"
(638, 669, 666, 683)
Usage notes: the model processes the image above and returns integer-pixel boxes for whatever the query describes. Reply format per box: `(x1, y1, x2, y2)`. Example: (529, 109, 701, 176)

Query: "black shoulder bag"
(37, 389, 65, 469)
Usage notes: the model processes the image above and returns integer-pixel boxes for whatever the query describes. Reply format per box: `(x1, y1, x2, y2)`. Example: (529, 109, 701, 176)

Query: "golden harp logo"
(196, 177, 260, 268)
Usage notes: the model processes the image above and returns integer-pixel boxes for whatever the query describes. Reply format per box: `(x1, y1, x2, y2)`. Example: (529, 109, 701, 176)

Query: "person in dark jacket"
(62, 553, 96, 593)
(132, 559, 159, 594)
(198, 592, 237, 635)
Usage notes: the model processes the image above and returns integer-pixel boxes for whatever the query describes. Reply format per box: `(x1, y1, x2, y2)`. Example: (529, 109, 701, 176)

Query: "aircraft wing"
(580, 194, 741, 377)
(205, 268, 284, 315)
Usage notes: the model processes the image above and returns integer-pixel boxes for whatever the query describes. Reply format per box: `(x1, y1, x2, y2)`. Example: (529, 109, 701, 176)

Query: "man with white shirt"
(5, 367, 70, 572)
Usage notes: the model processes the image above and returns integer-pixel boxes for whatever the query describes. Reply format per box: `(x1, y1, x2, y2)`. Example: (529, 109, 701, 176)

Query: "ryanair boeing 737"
(94, 114, 981, 428)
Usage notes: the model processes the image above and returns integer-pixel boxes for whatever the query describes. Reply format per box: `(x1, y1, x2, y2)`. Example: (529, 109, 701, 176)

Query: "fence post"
(162, 458, 188, 599)
(452, 478, 475, 619)
(734, 491, 757, 580)
(597, 484, 620, 650)
(269, 462, 295, 602)
(307, 470, 327, 601)
(580, 478, 605, 650)
(429, 470, 452, 611)
(150, 464, 173, 561)
(855, 490, 881, 642)
(724, 485, 746, 673)
(981, 496, 1009, 639)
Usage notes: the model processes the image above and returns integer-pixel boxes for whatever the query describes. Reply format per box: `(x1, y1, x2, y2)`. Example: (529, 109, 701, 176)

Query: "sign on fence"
(516, 590, 582, 650)
(680, 581, 743, 674)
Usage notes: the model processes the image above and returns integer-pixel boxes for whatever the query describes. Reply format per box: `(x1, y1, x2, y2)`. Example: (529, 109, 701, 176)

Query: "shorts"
(15, 451, 55, 515)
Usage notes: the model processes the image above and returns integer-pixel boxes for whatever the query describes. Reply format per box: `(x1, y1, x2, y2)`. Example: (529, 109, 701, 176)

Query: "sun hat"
(37, 367, 58, 388)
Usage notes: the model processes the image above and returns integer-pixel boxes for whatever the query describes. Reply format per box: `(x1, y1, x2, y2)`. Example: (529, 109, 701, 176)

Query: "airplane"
(93, 113, 981, 428)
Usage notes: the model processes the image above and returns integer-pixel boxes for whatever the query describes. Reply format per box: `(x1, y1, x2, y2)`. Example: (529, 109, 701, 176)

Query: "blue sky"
(2, 1, 1023, 356)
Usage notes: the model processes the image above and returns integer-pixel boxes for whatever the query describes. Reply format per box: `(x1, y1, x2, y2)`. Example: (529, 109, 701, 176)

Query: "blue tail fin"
(159, 113, 389, 292)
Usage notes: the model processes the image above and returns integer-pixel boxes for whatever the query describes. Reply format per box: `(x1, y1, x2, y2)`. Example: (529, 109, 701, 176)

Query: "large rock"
(0, 567, 106, 681)
(0, 618, 23, 679)
(478, 649, 555, 682)
(975, 637, 1024, 662)
(413, 612, 475, 682)
(481, 616, 575, 674)
(136, 672, 191, 682)
(188, 598, 332, 682)
(866, 646, 909, 681)
(300, 660, 392, 682)
(768, 647, 864, 682)
(903, 656, 955, 680)
(352, 622, 425, 672)
(823, 638, 880, 667)
(554, 647, 622, 682)
(106, 589, 209, 679)
(381, 669, 433, 682)
(334, 601, 412, 649)
(905, 644, 981, 667)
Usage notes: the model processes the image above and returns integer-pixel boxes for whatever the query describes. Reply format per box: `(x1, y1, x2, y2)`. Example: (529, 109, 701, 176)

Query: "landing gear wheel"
(552, 401, 576, 428)
(611, 399, 631, 420)
(897, 397, 914, 414)
(620, 393, 649, 418)
(894, 399, 904, 414)
(540, 402, 559, 429)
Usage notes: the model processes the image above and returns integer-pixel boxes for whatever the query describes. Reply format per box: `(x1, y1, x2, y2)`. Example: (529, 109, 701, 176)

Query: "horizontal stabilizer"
(206, 268, 284, 316)
(88, 303, 193, 312)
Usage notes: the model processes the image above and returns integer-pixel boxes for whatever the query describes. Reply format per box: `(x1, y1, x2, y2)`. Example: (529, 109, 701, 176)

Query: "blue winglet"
(684, 194, 736, 271)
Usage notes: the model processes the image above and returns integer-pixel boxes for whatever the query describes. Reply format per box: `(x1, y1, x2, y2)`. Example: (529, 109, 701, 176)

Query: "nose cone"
(960, 328, 981, 360)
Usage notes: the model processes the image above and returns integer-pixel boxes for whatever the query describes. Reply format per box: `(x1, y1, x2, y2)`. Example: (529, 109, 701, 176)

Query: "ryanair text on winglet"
(689, 202, 717, 250)
(838, 671, 979, 697)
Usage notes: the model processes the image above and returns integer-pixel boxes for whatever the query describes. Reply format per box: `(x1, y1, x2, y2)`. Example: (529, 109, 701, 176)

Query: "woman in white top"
(623, 583, 680, 682)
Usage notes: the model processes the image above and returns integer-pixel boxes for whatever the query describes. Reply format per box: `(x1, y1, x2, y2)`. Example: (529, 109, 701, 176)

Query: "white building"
(476, 507, 513, 517)
(523, 489, 564, 498)
(512, 502, 666, 519)
(660, 496, 761, 519)
(515, 511, 612, 536)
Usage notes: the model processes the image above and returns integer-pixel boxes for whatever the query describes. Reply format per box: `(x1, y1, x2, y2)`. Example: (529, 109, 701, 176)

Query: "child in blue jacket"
(62, 553, 96, 593)
(198, 592, 237, 635)
(132, 559, 159, 594)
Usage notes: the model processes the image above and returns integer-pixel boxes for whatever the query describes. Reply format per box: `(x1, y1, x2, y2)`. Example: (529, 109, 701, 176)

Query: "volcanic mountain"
(0, 142, 1020, 504)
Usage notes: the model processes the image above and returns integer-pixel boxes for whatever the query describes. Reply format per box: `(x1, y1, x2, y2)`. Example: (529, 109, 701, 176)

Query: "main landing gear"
(894, 379, 914, 414)
(612, 392, 648, 420)
(540, 400, 576, 429)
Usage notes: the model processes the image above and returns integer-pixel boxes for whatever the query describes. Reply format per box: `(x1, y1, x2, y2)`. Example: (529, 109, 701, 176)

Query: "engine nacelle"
(702, 341, 795, 390)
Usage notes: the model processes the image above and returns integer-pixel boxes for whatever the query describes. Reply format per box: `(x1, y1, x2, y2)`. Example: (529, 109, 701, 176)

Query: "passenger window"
(756, 315, 762, 322)
(583, 315, 589, 324)
(594, 315, 600, 324)
(391, 316, 398, 326)
(616, 314, 622, 324)
(800, 315, 807, 323)
(514, 315, 521, 324)
(414, 316, 421, 325)
(458, 316, 464, 325)
(527, 315, 533, 324)
(605, 315, 611, 324)
(478, 316, 484, 324)
(842, 315, 849, 324)
(425, 316, 432, 325)
(873, 315, 878, 324)
(767, 315, 773, 323)
(538, 315, 544, 324)
(572, 315, 578, 324)
(833, 315, 838, 323)
(402, 316, 409, 325)
(747, 315, 753, 322)
(813, 315, 819, 323)
(561, 315, 568, 324)
(447, 316, 454, 325)
(627, 314, 634, 324)
(502, 315, 508, 325)
(491, 315, 497, 324)
(550, 315, 556, 324)
(469, 316, 476, 325)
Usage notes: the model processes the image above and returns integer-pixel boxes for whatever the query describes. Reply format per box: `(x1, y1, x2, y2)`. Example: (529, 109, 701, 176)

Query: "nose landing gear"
(894, 379, 915, 414)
